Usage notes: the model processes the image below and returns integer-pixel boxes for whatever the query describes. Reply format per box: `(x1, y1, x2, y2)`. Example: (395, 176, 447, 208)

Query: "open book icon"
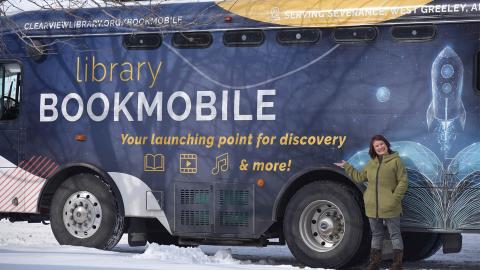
(144, 154, 165, 172)
(347, 141, 480, 230)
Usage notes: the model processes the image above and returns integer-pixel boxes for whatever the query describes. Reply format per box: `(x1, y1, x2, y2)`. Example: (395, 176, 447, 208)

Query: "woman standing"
(335, 135, 408, 270)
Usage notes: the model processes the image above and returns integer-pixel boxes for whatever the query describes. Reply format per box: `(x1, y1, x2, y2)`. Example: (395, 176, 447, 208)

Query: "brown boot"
(366, 248, 382, 270)
(391, 249, 403, 270)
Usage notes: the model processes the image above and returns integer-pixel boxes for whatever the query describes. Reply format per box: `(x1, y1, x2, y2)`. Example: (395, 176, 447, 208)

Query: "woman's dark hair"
(369, 134, 393, 159)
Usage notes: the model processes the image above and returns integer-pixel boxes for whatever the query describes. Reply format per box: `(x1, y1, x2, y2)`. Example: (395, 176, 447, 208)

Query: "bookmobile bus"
(2, 0, 480, 267)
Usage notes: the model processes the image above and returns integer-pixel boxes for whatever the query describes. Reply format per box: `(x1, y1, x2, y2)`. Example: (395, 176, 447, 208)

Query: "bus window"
(276, 29, 321, 45)
(0, 63, 21, 121)
(391, 25, 436, 41)
(334, 27, 377, 42)
(223, 30, 265, 47)
(123, 34, 162, 50)
(172, 32, 212, 49)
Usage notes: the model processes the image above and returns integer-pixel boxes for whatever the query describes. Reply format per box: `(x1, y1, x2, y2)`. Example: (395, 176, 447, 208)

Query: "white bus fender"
(108, 172, 172, 234)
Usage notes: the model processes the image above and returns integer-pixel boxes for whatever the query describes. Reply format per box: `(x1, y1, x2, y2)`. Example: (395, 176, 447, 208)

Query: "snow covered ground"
(1, 219, 479, 270)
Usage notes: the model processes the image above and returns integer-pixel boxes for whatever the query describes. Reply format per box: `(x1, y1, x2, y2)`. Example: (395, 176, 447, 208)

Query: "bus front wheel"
(283, 180, 367, 268)
(50, 173, 124, 249)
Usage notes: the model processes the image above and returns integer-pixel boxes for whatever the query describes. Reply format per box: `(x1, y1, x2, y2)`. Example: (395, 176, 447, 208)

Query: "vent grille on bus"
(215, 187, 253, 233)
(218, 190, 249, 206)
(174, 183, 253, 235)
(180, 189, 210, 205)
(217, 211, 249, 227)
(180, 210, 210, 226)
(175, 183, 213, 233)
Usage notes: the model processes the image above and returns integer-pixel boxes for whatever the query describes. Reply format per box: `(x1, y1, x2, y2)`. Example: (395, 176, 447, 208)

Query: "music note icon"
(212, 153, 229, 175)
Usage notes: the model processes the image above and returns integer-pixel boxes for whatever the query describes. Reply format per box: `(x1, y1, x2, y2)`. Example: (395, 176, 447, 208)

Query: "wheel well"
(274, 169, 363, 221)
(38, 164, 124, 217)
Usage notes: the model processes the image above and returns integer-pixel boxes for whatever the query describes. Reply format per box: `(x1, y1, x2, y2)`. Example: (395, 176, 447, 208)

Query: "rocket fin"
(459, 101, 466, 130)
(427, 101, 434, 130)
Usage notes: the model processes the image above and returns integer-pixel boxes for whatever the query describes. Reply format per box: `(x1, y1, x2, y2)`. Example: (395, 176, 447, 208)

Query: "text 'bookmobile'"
(1, 0, 480, 267)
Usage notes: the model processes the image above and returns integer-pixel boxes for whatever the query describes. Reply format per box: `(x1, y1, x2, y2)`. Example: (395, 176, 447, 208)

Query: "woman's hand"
(334, 160, 347, 168)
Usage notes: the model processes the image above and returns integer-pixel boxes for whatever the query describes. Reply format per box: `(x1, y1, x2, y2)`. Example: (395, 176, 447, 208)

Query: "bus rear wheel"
(283, 180, 367, 268)
(403, 232, 442, 261)
(50, 173, 124, 249)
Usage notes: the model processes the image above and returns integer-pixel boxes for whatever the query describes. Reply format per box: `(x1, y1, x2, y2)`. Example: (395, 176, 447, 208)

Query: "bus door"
(0, 62, 23, 212)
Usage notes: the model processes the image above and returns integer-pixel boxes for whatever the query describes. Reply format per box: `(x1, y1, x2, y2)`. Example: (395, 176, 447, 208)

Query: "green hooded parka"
(344, 152, 408, 218)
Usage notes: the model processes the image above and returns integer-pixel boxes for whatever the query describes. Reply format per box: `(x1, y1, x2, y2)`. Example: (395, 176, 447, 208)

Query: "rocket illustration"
(427, 46, 466, 130)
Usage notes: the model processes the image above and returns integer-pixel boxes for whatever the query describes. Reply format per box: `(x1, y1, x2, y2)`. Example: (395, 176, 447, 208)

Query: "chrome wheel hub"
(299, 200, 346, 252)
(62, 191, 102, 239)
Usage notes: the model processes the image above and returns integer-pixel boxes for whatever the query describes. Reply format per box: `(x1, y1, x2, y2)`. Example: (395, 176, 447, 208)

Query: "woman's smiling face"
(373, 140, 388, 156)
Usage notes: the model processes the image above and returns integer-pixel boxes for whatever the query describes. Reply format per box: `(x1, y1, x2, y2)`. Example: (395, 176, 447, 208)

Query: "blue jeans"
(369, 217, 404, 250)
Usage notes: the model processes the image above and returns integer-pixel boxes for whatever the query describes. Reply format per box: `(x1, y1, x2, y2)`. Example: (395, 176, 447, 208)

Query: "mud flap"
(442, 233, 462, 253)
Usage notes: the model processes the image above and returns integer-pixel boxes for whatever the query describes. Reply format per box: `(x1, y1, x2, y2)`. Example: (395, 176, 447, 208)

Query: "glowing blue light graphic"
(449, 143, 480, 181)
(434, 121, 456, 158)
(348, 141, 443, 185)
(442, 83, 452, 94)
(441, 64, 454, 79)
(376, 87, 390, 103)
(427, 46, 466, 157)
(346, 141, 480, 230)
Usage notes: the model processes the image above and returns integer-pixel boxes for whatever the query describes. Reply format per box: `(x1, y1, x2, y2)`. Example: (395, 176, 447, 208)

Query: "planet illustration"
(376, 87, 391, 102)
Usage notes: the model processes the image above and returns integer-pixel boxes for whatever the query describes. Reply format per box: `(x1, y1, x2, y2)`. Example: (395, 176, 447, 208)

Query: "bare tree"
(0, 0, 221, 56)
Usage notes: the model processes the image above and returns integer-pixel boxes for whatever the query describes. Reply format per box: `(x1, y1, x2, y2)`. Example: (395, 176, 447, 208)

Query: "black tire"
(283, 180, 367, 268)
(403, 232, 442, 261)
(50, 173, 124, 249)
(343, 212, 371, 267)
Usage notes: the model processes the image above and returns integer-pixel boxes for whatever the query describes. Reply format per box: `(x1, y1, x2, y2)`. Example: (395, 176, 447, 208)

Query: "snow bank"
(0, 220, 58, 247)
(135, 243, 240, 264)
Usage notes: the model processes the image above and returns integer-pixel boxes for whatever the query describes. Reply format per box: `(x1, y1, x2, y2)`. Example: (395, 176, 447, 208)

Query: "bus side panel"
(13, 21, 480, 237)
